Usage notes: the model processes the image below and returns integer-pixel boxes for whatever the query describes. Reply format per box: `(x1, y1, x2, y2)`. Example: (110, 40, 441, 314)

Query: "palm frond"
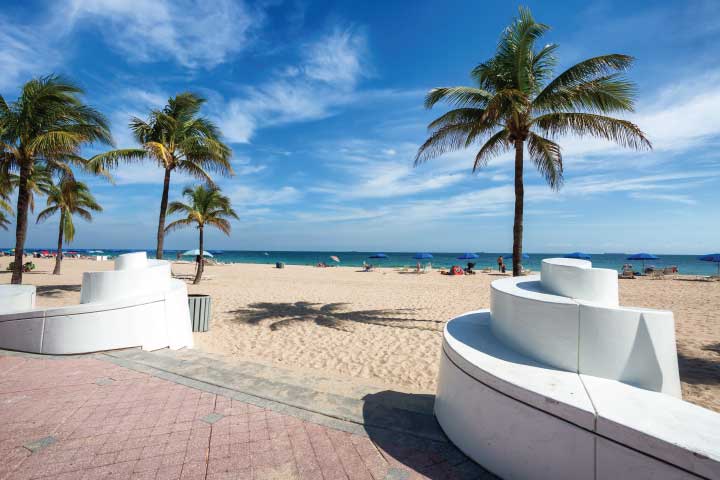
(527, 133, 563, 189)
(424, 87, 494, 109)
(473, 129, 511, 172)
(533, 112, 651, 150)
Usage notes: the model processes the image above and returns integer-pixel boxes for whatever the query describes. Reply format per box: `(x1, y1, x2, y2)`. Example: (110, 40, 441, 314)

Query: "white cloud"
(229, 185, 301, 207)
(302, 27, 367, 86)
(217, 26, 371, 143)
(0, 18, 61, 91)
(628, 192, 696, 205)
(62, 0, 259, 68)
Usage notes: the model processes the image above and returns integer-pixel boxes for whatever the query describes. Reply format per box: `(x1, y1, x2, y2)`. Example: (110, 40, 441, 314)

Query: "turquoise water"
(25, 249, 719, 276)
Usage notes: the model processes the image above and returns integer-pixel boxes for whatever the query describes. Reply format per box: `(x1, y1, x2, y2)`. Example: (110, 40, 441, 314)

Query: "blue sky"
(1, 0, 719, 253)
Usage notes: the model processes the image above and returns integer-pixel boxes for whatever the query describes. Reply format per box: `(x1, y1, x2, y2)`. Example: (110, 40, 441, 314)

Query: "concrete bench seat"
(437, 311, 720, 479)
(436, 258, 719, 479)
(0, 252, 193, 355)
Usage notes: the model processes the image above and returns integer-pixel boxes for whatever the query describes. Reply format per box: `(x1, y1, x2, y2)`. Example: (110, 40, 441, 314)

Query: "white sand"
(2, 256, 718, 412)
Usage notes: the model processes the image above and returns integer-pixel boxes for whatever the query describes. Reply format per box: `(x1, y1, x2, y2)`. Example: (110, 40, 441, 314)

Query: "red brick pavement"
(0, 355, 488, 480)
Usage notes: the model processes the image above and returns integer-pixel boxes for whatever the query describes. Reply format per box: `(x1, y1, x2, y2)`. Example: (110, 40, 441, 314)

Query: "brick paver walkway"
(0, 355, 489, 480)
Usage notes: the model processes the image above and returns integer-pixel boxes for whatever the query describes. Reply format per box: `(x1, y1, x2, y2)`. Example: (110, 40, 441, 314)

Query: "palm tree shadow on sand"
(229, 302, 444, 332)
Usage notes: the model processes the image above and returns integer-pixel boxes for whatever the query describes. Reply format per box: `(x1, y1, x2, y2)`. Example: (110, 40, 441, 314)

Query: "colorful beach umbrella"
(369, 253, 388, 259)
(565, 252, 591, 260)
(699, 253, 720, 275)
(457, 253, 480, 260)
(330, 255, 340, 263)
(181, 249, 213, 257)
(413, 253, 433, 260)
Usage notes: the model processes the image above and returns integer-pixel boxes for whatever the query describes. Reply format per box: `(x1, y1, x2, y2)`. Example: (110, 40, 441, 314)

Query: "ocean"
(20, 249, 719, 276)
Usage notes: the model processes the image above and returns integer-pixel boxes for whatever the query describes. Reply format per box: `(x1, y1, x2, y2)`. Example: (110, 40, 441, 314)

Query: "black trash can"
(188, 294, 211, 332)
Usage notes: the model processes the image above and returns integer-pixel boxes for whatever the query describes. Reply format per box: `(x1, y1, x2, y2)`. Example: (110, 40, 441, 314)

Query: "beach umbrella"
(181, 249, 214, 257)
(457, 253, 480, 260)
(413, 253, 433, 260)
(564, 252, 591, 260)
(627, 253, 658, 271)
(699, 253, 720, 275)
(369, 253, 388, 259)
(330, 255, 340, 263)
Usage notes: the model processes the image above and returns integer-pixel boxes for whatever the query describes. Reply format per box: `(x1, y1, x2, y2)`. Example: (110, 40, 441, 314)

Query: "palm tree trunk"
(194, 226, 204, 285)
(512, 139, 524, 277)
(156, 168, 172, 260)
(11, 162, 31, 284)
(53, 212, 64, 275)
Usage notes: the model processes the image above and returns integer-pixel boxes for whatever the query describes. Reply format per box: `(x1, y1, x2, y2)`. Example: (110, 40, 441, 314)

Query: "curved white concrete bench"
(0, 252, 193, 354)
(436, 311, 720, 480)
(436, 258, 719, 479)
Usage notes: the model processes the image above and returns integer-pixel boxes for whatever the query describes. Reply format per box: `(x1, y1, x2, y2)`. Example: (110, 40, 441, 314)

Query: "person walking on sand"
(497, 256, 506, 273)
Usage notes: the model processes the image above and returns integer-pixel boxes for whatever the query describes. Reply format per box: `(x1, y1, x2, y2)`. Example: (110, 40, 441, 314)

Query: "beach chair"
(619, 269, 635, 279)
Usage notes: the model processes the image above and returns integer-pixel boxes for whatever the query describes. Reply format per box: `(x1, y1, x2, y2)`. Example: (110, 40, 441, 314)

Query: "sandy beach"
(2, 256, 718, 412)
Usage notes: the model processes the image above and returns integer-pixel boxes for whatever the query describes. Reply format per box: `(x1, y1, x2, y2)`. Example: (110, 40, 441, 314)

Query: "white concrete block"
(0, 285, 36, 312)
(579, 303, 681, 396)
(583, 375, 720, 479)
(490, 276, 580, 372)
(0, 316, 44, 352)
(596, 437, 699, 479)
(435, 349, 596, 480)
(443, 310, 595, 429)
(541, 258, 619, 305)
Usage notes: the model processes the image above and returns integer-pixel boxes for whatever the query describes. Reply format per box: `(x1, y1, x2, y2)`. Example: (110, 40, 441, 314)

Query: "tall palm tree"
(0, 75, 112, 283)
(36, 177, 102, 275)
(88, 93, 233, 260)
(165, 185, 238, 284)
(415, 7, 651, 276)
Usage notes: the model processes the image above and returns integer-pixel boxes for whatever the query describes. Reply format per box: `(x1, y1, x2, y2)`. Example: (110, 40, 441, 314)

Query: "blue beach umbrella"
(564, 252, 592, 260)
(699, 253, 720, 275)
(627, 253, 658, 271)
(457, 253, 480, 260)
(413, 253, 433, 260)
(369, 253, 388, 259)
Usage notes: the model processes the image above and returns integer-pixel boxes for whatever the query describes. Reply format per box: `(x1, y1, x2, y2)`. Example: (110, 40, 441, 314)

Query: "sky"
(0, 0, 719, 254)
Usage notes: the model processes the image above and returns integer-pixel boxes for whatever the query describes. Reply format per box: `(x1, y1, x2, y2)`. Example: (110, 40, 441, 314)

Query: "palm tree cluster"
(416, 6, 651, 276)
(0, 76, 236, 284)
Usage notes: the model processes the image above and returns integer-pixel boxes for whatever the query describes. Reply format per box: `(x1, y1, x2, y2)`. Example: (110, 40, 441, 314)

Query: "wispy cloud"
(0, 17, 61, 91)
(61, 0, 260, 68)
(218, 25, 369, 143)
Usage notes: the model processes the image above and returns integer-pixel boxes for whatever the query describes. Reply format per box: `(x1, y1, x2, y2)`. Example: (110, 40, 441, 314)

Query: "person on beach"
(497, 256, 504, 272)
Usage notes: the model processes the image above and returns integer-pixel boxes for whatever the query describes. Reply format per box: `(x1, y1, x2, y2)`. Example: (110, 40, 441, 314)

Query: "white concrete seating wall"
(80, 258, 171, 304)
(541, 257, 619, 305)
(0, 252, 193, 354)
(490, 276, 580, 372)
(0, 285, 36, 312)
(436, 311, 720, 480)
(489, 259, 681, 395)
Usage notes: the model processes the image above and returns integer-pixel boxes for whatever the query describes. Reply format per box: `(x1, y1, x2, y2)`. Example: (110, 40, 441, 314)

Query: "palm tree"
(165, 185, 238, 284)
(415, 7, 651, 276)
(88, 93, 233, 260)
(0, 75, 112, 283)
(36, 177, 102, 275)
